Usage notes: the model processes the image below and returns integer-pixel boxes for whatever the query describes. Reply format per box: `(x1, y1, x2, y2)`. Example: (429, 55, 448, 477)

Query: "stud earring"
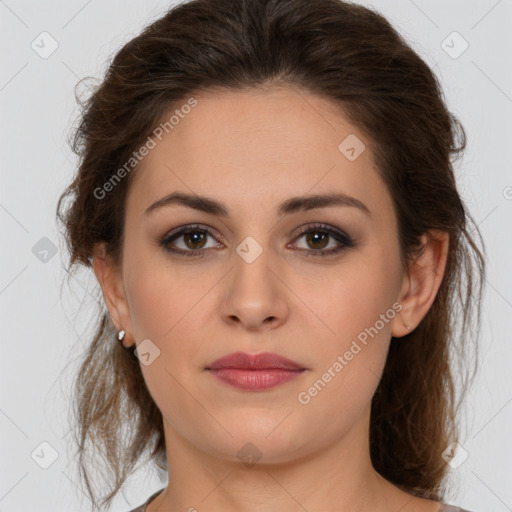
(117, 330, 134, 352)
(117, 329, 132, 349)
(400, 312, 412, 331)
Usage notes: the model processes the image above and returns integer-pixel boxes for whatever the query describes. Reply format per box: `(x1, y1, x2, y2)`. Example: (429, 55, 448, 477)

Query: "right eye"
(159, 224, 222, 257)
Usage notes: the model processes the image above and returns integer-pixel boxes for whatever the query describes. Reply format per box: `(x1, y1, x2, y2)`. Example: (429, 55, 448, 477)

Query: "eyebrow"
(144, 191, 371, 217)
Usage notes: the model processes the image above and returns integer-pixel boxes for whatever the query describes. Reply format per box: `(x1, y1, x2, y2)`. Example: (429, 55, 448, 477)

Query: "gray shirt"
(126, 489, 476, 512)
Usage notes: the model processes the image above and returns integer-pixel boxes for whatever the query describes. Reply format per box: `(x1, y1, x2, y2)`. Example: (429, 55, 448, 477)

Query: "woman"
(56, 0, 486, 511)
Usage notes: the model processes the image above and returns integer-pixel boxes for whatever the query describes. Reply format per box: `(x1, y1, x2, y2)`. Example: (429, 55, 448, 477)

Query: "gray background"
(1, 0, 511, 510)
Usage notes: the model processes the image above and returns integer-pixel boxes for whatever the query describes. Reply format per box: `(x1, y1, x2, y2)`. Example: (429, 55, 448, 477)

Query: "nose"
(221, 244, 289, 332)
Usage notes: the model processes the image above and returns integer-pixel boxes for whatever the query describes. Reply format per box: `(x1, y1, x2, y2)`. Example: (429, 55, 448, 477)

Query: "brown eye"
(304, 231, 330, 250)
(159, 223, 354, 258)
(291, 223, 354, 257)
(181, 230, 208, 250)
(160, 224, 220, 257)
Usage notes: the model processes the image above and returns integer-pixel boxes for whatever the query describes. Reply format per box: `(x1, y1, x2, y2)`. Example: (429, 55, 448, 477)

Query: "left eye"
(289, 224, 354, 256)
(293, 229, 342, 252)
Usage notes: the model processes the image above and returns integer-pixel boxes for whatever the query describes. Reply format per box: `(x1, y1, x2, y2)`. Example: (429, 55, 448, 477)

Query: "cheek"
(294, 280, 396, 437)
(124, 247, 207, 341)
(123, 263, 207, 424)
(296, 254, 400, 401)
(126, 269, 173, 341)
(301, 256, 398, 351)
(123, 253, 216, 375)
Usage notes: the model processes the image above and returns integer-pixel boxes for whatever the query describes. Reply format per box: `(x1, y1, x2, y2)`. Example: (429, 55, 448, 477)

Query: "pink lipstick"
(206, 351, 306, 391)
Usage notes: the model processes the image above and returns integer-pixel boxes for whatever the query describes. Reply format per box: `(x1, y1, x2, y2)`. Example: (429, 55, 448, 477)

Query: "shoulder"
(125, 504, 145, 512)
(125, 488, 165, 512)
(439, 503, 477, 512)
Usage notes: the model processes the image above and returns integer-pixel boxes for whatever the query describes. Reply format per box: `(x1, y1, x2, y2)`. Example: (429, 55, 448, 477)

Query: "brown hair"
(56, 0, 486, 508)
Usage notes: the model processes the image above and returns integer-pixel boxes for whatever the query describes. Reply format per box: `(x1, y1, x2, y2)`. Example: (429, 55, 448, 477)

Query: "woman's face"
(109, 86, 410, 463)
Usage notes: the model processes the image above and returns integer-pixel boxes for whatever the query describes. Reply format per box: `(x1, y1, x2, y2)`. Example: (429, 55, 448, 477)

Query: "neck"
(149, 409, 420, 512)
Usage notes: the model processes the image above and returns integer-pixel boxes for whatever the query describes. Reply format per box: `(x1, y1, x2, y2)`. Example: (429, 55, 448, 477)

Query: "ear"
(92, 242, 134, 347)
(391, 230, 449, 338)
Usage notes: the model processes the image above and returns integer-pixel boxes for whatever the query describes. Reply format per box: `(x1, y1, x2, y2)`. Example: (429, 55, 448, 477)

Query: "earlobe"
(92, 242, 133, 342)
(391, 230, 449, 338)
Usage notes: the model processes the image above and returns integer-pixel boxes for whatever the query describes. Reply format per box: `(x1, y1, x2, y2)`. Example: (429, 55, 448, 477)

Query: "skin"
(93, 85, 449, 512)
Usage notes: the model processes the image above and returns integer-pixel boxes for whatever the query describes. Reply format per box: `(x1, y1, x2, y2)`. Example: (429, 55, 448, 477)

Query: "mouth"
(205, 351, 307, 391)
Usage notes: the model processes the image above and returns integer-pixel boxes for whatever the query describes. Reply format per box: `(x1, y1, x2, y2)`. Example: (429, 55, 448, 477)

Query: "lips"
(206, 352, 307, 391)
(206, 351, 305, 371)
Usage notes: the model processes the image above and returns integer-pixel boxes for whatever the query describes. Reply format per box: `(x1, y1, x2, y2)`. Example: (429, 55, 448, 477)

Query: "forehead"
(126, 86, 393, 221)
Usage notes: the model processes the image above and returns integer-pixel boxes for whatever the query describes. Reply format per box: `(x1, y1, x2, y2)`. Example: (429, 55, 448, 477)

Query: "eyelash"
(159, 223, 354, 259)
